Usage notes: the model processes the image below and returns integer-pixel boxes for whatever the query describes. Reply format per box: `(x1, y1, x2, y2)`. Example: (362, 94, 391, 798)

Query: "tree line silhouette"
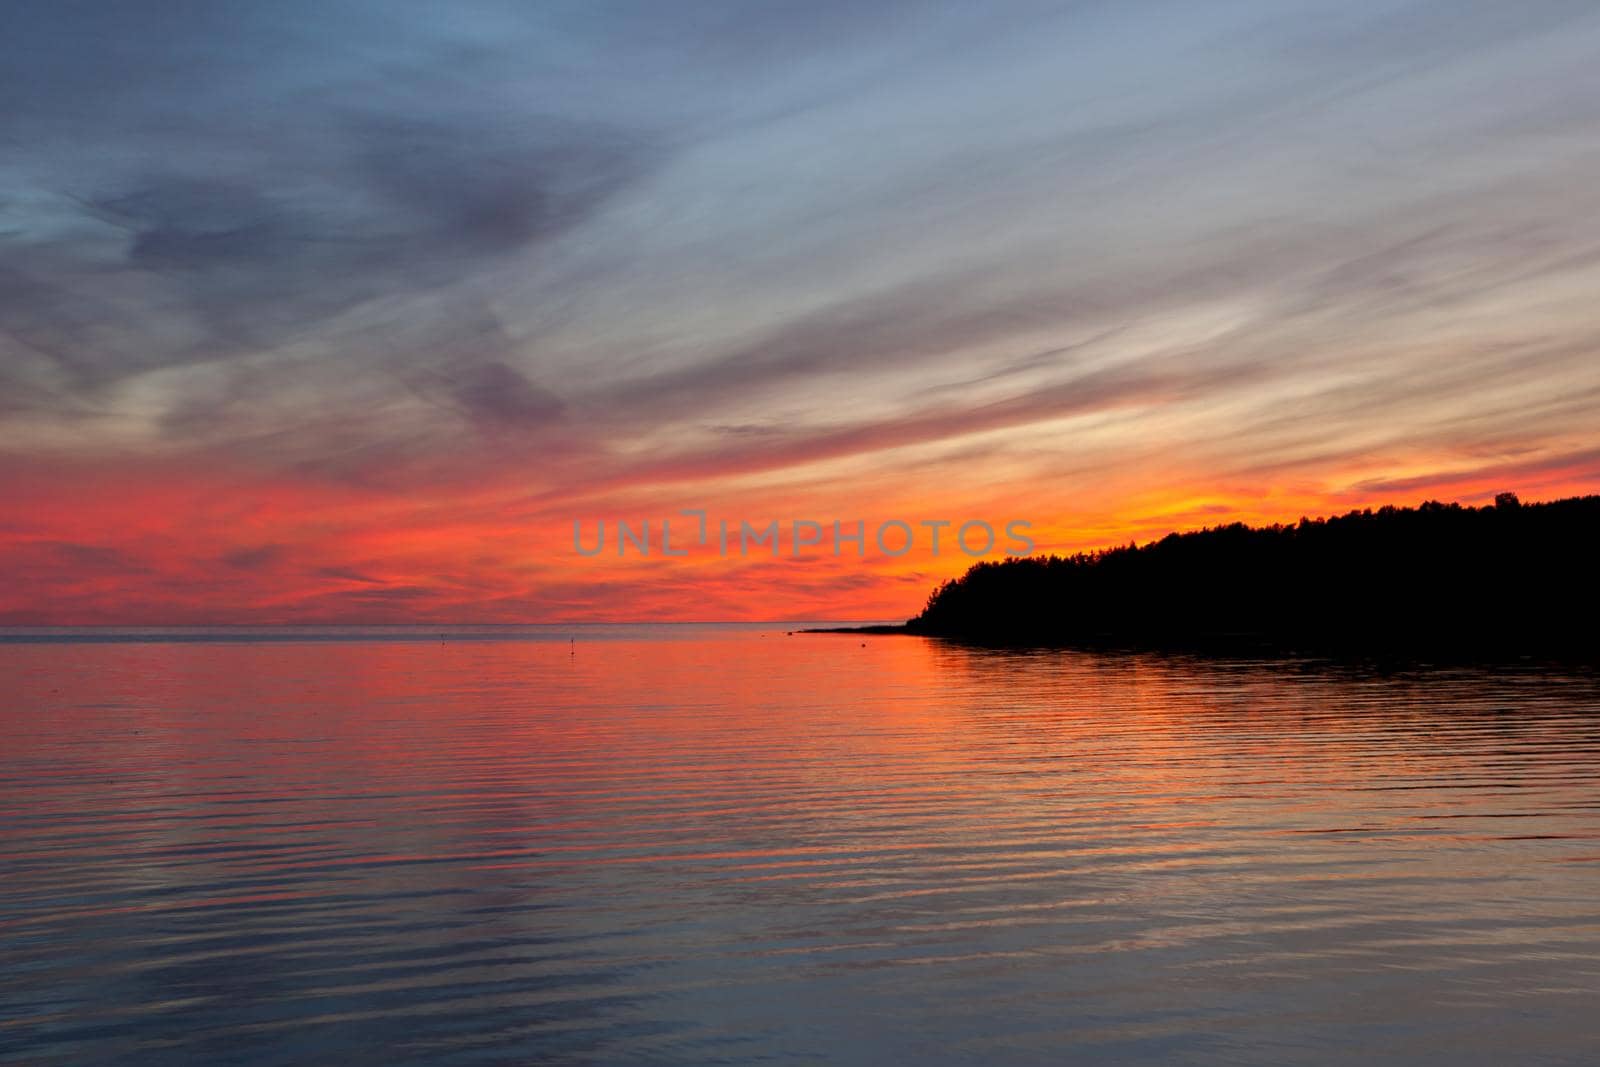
(906, 493, 1600, 654)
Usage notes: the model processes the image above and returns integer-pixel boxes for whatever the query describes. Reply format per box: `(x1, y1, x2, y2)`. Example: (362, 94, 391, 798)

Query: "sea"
(3, 624, 1598, 1065)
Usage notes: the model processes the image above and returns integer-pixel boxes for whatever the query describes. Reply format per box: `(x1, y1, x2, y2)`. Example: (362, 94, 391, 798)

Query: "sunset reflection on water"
(3, 627, 1598, 1065)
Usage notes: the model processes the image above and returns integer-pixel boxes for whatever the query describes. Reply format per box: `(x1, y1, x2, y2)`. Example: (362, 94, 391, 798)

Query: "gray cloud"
(445, 362, 566, 431)
(1, 3, 660, 418)
(5, 0, 1600, 510)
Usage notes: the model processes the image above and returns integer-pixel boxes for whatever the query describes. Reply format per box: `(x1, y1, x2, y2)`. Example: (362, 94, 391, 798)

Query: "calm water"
(3, 626, 1599, 1065)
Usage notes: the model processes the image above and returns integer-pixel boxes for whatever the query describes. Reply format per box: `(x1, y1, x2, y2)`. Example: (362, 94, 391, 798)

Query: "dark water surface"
(3, 626, 1598, 1065)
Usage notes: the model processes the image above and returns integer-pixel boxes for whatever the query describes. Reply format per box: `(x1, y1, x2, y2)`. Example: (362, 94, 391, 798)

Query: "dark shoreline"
(801, 623, 1600, 667)
(805, 494, 1600, 664)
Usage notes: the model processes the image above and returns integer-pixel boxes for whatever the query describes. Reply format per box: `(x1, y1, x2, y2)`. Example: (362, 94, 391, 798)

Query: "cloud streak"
(4, 1, 1600, 621)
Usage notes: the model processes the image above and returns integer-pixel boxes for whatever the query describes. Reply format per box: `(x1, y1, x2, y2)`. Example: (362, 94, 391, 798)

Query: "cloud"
(41, 541, 151, 574)
(220, 544, 288, 571)
(1350, 446, 1600, 497)
(315, 566, 387, 585)
(0, 4, 659, 425)
(6, 0, 1600, 621)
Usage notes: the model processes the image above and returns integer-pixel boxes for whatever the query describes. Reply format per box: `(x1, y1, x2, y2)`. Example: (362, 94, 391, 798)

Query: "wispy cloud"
(4, 1, 1600, 621)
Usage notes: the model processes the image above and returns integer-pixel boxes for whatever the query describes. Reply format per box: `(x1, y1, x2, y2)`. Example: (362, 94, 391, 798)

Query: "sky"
(4, 0, 1600, 624)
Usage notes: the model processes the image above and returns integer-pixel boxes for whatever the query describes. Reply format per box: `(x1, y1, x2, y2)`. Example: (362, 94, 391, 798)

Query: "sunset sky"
(5, 1, 1600, 624)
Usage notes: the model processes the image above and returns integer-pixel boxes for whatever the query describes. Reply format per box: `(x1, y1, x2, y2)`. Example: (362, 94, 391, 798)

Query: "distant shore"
(807, 494, 1600, 659)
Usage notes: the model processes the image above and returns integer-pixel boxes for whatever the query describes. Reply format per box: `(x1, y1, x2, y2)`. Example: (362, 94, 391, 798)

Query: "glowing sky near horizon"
(5, 1, 1600, 624)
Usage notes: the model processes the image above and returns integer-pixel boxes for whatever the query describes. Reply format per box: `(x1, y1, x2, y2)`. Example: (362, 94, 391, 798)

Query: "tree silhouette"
(906, 494, 1600, 655)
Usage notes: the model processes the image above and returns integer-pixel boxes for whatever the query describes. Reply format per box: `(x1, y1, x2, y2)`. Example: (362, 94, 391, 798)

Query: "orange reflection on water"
(3, 630, 1600, 1064)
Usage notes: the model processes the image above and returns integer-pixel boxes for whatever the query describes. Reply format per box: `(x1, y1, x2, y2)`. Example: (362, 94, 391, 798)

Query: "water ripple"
(3, 631, 1599, 1064)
